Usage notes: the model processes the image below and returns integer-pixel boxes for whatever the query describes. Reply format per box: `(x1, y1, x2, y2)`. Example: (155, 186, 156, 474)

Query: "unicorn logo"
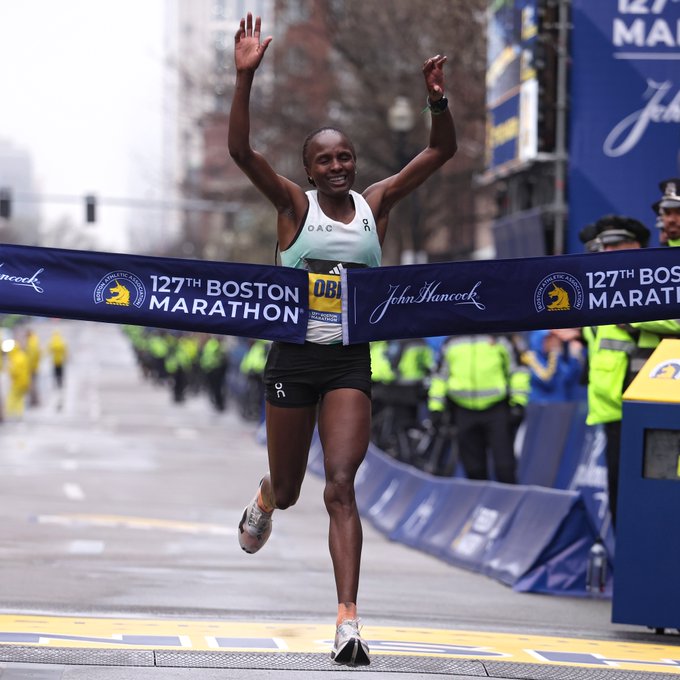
(650, 360, 680, 380)
(534, 272, 584, 314)
(93, 270, 146, 309)
(547, 284, 570, 311)
(106, 280, 130, 306)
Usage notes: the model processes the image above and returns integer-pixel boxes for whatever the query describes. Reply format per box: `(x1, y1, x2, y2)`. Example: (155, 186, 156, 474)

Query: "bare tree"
(194, 1, 487, 264)
(262, 0, 487, 263)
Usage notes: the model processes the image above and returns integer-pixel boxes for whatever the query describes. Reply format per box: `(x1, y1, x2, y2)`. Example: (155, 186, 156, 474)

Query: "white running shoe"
(238, 483, 273, 554)
(331, 619, 370, 666)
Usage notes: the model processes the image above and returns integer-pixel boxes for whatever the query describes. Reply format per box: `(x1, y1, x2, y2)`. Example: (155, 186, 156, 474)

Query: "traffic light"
(85, 194, 97, 223)
(0, 188, 11, 219)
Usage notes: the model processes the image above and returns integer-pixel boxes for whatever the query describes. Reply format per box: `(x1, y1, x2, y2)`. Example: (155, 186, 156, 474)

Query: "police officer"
(25, 328, 41, 406)
(657, 177, 680, 247)
(629, 181, 680, 373)
(148, 331, 171, 383)
(369, 341, 396, 451)
(370, 338, 434, 463)
(238, 339, 270, 421)
(6, 337, 31, 419)
(578, 215, 651, 529)
(651, 200, 666, 246)
(200, 335, 229, 412)
(427, 334, 528, 484)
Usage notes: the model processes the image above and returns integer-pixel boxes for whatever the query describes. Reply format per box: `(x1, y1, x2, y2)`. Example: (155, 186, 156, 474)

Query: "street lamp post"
(387, 96, 426, 264)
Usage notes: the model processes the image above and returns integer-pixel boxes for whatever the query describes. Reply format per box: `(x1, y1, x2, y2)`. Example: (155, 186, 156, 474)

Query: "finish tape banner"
(0, 244, 308, 343)
(342, 247, 680, 344)
(2, 243, 680, 344)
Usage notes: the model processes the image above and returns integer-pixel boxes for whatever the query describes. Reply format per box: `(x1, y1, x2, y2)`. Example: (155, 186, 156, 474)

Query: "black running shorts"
(264, 341, 371, 407)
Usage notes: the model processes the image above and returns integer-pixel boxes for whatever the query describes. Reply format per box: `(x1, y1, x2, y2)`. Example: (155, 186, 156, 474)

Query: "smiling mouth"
(329, 176, 347, 185)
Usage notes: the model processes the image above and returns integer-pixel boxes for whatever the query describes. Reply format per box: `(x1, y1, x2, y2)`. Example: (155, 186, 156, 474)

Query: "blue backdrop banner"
(342, 247, 680, 343)
(485, 0, 539, 174)
(567, 0, 680, 252)
(0, 243, 309, 343)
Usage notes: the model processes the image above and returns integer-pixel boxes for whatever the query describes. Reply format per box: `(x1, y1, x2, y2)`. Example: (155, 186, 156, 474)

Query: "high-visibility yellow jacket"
(240, 339, 270, 376)
(583, 324, 636, 425)
(8, 346, 31, 393)
(370, 341, 396, 384)
(48, 332, 68, 367)
(394, 339, 434, 384)
(428, 335, 528, 412)
(25, 332, 41, 374)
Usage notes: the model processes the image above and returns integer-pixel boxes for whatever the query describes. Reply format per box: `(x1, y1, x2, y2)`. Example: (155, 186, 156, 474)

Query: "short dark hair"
(302, 126, 355, 167)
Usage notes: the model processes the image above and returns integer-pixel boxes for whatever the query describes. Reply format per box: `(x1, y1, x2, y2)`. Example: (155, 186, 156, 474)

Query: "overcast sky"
(0, 0, 170, 251)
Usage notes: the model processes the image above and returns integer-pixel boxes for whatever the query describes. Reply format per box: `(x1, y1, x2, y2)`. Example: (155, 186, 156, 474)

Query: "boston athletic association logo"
(93, 271, 146, 309)
(534, 272, 584, 313)
(649, 360, 680, 381)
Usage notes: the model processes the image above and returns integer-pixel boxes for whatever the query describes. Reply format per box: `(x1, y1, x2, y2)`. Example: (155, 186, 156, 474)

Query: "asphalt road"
(0, 319, 675, 679)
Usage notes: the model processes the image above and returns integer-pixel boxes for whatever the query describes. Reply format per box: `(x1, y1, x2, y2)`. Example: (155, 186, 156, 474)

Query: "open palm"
(234, 13, 272, 72)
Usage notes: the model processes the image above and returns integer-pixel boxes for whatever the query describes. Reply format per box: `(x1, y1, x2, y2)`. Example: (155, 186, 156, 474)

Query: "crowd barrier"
(307, 400, 614, 598)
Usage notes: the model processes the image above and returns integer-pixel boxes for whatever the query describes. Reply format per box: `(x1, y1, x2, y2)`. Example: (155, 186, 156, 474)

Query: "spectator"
(521, 329, 584, 403)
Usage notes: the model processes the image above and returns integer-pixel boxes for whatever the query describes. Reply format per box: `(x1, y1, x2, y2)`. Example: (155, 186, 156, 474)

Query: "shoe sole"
(331, 638, 370, 666)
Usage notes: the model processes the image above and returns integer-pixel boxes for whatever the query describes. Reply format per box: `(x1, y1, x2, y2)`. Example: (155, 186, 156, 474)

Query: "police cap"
(593, 214, 650, 248)
(659, 177, 680, 210)
(578, 222, 602, 251)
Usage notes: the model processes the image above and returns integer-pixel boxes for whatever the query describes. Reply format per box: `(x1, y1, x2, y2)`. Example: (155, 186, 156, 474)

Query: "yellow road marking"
(0, 614, 678, 673)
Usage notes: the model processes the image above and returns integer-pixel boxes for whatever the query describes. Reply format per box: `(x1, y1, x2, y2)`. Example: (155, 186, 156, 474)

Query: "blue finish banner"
(567, 0, 680, 253)
(4, 243, 680, 346)
(342, 247, 680, 344)
(0, 243, 308, 343)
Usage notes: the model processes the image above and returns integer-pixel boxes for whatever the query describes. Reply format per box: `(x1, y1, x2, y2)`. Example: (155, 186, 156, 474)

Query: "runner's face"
(305, 131, 356, 196)
(662, 207, 680, 240)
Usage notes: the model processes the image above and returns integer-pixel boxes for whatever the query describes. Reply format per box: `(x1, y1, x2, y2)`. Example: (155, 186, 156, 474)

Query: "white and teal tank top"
(280, 190, 381, 344)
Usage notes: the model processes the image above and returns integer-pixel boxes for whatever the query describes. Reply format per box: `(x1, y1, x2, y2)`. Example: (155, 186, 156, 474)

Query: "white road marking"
(68, 540, 104, 555)
(63, 483, 85, 501)
(174, 428, 199, 440)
